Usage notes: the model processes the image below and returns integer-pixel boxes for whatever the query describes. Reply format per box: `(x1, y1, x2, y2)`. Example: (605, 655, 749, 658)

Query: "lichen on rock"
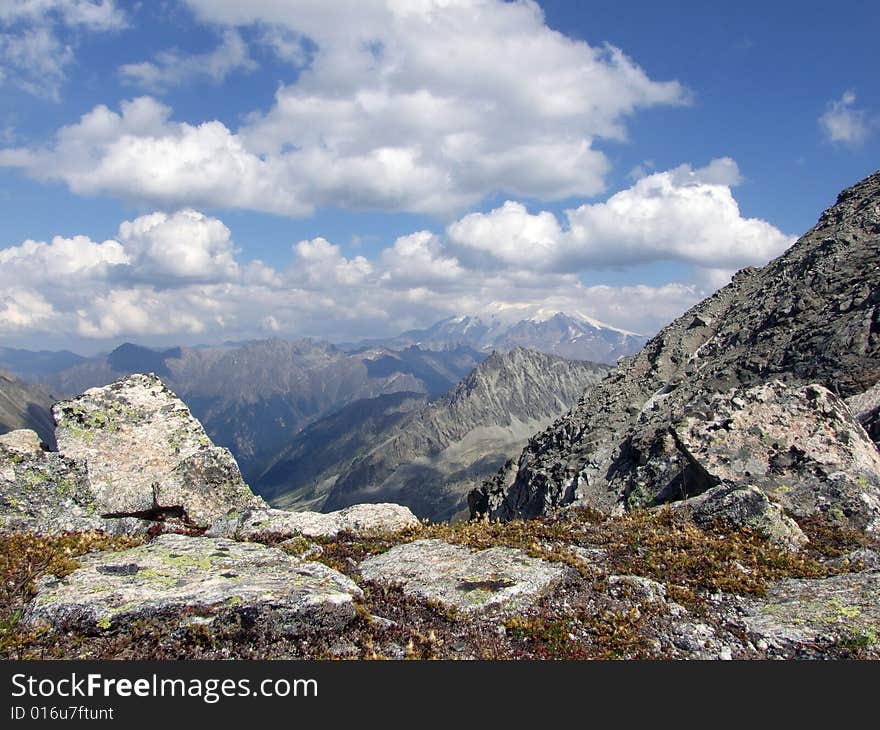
(26, 533, 363, 635)
(54, 373, 265, 526)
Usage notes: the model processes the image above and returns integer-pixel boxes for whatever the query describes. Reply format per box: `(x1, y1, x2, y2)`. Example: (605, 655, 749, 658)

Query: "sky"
(0, 0, 877, 354)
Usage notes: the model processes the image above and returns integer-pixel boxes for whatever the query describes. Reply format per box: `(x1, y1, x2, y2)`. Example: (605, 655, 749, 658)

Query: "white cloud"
(819, 90, 872, 146)
(0, 0, 125, 29)
(0, 287, 56, 330)
(0, 96, 309, 215)
(448, 159, 793, 271)
(117, 209, 240, 283)
(119, 29, 257, 92)
(0, 159, 795, 345)
(0, 0, 125, 99)
(0, 233, 128, 284)
(1, 0, 687, 214)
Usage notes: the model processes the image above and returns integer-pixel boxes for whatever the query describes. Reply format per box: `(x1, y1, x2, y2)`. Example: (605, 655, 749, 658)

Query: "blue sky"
(0, 0, 877, 353)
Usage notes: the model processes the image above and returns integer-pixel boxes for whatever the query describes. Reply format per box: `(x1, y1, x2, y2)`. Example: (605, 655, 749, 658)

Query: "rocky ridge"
(321, 348, 610, 520)
(471, 171, 880, 530)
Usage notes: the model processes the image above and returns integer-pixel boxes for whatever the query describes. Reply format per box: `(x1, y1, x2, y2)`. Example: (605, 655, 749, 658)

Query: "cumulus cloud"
(448, 159, 793, 271)
(119, 29, 257, 92)
(819, 90, 873, 146)
(0, 96, 308, 215)
(117, 209, 240, 283)
(1, 0, 686, 214)
(0, 0, 125, 99)
(0, 159, 795, 345)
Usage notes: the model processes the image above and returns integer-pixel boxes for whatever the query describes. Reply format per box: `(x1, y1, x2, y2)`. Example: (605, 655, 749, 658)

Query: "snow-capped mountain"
(357, 311, 647, 364)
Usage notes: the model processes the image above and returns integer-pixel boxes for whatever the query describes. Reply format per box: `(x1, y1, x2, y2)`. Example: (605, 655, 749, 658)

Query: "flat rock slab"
(742, 570, 880, 650)
(208, 503, 421, 541)
(26, 534, 362, 635)
(359, 539, 566, 612)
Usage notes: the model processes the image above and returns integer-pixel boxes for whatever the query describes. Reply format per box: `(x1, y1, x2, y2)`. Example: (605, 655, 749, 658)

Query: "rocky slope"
(37, 339, 484, 481)
(313, 349, 610, 521)
(471, 170, 880, 527)
(256, 391, 429, 510)
(0, 371, 55, 447)
(357, 311, 647, 364)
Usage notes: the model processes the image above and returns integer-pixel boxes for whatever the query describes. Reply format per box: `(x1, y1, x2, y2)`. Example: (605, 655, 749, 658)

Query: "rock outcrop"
(207, 503, 420, 541)
(471, 171, 880, 532)
(54, 373, 265, 526)
(0, 429, 145, 535)
(26, 534, 362, 634)
(359, 539, 567, 612)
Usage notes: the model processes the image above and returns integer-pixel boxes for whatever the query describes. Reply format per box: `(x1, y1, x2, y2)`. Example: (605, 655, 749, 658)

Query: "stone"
(669, 483, 808, 551)
(741, 570, 880, 652)
(671, 382, 880, 533)
(0, 428, 44, 457)
(359, 539, 566, 612)
(0, 433, 148, 536)
(54, 373, 265, 526)
(26, 533, 362, 634)
(207, 502, 421, 541)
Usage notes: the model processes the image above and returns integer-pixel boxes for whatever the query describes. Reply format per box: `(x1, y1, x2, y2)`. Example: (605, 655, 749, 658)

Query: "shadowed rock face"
(0, 372, 55, 448)
(471, 170, 880, 526)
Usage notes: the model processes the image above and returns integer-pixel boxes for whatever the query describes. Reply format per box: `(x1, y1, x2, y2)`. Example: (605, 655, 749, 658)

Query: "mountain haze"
(36, 339, 484, 480)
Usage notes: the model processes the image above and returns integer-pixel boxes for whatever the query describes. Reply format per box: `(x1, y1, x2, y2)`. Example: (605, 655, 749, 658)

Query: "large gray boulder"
(668, 382, 880, 533)
(54, 373, 265, 526)
(359, 539, 566, 612)
(668, 483, 808, 551)
(0, 429, 146, 535)
(26, 533, 362, 634)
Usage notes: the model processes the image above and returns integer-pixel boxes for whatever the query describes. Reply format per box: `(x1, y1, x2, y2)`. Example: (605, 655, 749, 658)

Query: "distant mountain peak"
(357, 311, 647, 364)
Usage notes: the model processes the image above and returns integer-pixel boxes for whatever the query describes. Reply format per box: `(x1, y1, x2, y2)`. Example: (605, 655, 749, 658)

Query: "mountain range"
(3, 310, 637, 486)
(354, 311, 647, 363)
(260, 347, 610, 520)
(26, 339, 483, 481)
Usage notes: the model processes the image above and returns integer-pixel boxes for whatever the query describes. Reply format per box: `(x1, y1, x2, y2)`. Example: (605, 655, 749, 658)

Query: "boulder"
(359, 539, 566, 612)
(670, 382, 880, 533)
(668, 483, 808, 551)
(54, 373, 265, 526)
(26, 533, 362, 634)
(208, 503, 421, 541)
(0, 429, 147, 535)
